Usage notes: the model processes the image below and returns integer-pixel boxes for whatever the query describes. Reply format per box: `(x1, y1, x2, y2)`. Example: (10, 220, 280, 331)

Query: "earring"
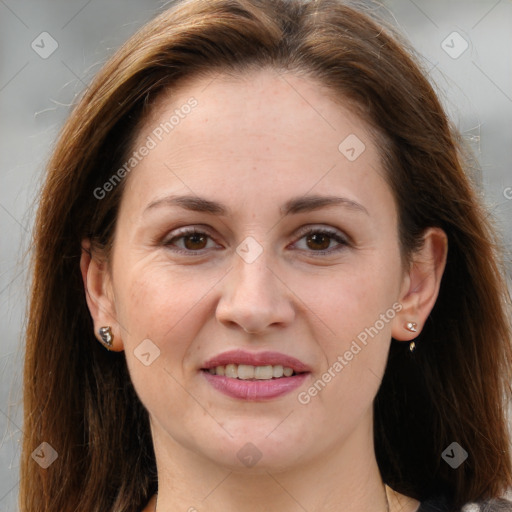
(405, 322, 418, 332)
(405, 322, 418, 352)
(98, 326, 113, 350)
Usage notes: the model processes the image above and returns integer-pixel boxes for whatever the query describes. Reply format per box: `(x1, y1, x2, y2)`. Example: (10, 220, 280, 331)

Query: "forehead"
(138, 67, 375, 153)
(121, 67, 391, 218)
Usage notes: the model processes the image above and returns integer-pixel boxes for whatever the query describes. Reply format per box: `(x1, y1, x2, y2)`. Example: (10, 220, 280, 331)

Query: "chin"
(197, 430, 311, 473)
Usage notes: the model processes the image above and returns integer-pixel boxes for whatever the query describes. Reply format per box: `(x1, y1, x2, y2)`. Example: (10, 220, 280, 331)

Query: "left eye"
(292, 228, 349, 254)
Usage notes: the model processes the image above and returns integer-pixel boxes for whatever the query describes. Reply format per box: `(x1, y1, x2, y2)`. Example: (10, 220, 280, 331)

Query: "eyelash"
(162, 225, 350, 256)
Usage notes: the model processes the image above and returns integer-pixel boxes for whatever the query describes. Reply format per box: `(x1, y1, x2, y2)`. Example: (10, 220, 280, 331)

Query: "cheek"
(292, 257, 401, 350)
(113, 258, 228, 377)
(112, 262, 204, 404)
(291, 253, 401, 411)
(118, 264, 213, 342)
(113, 262, 215, 422)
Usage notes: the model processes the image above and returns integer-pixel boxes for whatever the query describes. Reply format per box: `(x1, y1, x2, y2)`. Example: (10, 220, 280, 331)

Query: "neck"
(150, 410, 400, 512)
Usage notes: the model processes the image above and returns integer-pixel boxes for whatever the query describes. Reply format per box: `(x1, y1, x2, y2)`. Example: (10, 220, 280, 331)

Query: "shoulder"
(417, 496, 512, 512)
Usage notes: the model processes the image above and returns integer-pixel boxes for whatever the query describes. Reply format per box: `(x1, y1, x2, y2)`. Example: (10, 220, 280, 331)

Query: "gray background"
(1, 0, 511, 510)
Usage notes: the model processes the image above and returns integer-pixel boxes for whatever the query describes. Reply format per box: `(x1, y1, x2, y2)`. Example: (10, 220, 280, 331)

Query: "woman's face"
(93, 68, 413, 472)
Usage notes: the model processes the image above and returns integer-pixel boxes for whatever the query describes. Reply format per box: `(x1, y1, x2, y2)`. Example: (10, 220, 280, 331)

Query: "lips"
(200, 349, 311, 401)
(201, 349, 311, 373)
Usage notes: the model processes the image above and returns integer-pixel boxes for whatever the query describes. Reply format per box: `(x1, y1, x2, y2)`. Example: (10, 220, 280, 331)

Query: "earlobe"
(392, 227, 448, 342)
(80, 239, 123, 351)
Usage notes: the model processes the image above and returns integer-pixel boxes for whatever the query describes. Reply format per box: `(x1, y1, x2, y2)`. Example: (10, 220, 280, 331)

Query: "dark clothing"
(417, 496, 512, 512)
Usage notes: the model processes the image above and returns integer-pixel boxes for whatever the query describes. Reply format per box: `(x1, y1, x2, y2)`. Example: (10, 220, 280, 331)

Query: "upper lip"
(202, 349, 311, 373)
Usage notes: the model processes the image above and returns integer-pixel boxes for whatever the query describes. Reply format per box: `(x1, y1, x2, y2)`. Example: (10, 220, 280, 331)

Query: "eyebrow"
(144, 194, 369, 217)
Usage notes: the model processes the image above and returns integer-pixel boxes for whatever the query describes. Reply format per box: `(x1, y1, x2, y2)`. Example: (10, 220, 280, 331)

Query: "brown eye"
(306, 233, 331, 251)
(183, 233, 208, 250)
(164, 228, 218, 254)
(293, 227, 349, 255)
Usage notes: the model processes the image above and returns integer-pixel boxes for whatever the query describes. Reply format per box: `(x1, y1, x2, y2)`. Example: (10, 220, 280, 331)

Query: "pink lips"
(200, 349, 311, 401)
(202, 371, 309, 400)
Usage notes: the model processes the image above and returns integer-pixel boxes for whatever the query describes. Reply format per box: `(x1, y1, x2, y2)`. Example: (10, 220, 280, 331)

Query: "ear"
(391, 227, 448, 341)
(80, 238, 124, 351)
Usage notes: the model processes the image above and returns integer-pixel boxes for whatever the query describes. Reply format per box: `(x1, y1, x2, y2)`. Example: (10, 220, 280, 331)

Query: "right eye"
(163, 227, 221, 254)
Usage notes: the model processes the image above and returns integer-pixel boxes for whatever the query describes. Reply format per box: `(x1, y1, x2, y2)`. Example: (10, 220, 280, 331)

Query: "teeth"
(225, 364, 238, 378)
(283, 367, 293, 377)
(206, 364, 296, 379)
(237, 364, 255, 380)
(254, 365, 273, 380)
(272, 365, 284, 378)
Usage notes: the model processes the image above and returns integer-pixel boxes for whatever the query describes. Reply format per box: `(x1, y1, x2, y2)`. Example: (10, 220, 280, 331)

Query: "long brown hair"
(21, 0, 512, 510)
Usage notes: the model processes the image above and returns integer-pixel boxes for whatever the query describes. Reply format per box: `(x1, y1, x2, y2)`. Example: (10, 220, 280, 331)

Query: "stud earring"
(405, 322, 418, 352)
(98, 326, 113, 350)
(405, 322, 418, 333)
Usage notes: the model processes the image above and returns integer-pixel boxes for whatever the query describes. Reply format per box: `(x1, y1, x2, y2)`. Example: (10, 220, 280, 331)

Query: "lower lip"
(201, 370, 310, 401)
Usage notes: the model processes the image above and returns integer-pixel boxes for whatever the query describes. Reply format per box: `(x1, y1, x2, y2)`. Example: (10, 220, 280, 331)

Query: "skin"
(81, 68, 447, 512)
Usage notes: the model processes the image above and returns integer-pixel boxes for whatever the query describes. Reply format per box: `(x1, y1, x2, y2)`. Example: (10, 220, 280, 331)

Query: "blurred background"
(0, 0, 511, 509)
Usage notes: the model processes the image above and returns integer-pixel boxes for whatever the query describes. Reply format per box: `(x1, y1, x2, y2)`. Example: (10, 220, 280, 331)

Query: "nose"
(215, 250, 295, 335)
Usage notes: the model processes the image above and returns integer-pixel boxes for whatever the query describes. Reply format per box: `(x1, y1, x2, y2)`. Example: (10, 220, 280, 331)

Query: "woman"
(21, 0, 512, 511)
